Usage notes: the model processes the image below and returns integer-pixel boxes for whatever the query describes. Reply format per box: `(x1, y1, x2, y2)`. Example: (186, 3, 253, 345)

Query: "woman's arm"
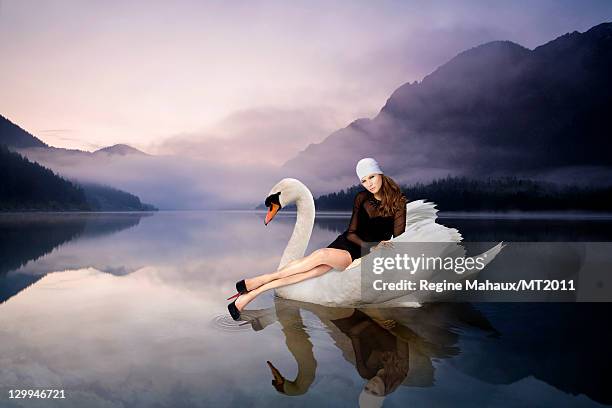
(393, 202, 407, 237)
(346, 192, 368, 248)
(396, 336, 410, 359)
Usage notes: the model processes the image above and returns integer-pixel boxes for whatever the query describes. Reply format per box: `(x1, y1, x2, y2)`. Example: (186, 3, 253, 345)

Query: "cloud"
(151, 106, 345, 166)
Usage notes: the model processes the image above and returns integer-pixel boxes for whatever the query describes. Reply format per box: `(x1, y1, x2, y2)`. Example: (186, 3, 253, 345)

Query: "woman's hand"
(370, 240, 394, 252)
(373, 318, 397, 330)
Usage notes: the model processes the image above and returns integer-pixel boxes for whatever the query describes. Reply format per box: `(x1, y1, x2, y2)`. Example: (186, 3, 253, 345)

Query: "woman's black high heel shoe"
(227, 297, 242, 321)
(227, 279, 249, 300)
(236, 279, 248, 294)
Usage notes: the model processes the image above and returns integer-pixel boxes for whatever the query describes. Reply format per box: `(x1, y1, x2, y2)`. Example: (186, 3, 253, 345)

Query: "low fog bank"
(16, 147, 287, 210)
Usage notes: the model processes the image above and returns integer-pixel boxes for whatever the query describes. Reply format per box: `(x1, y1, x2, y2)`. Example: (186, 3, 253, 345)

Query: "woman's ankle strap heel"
(226, 292, 240, 301)
(236, 279, 248, 294)
(227, 299, 241, 321)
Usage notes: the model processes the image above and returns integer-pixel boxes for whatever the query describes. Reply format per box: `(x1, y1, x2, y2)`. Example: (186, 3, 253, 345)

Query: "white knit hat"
(358, 389, 385, 408)
(356, 158, 383, 181)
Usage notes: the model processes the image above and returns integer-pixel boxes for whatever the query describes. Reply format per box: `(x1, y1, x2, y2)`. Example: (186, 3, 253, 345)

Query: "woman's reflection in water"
(259, 300, 476, 406)
(333, 309, 409, 404)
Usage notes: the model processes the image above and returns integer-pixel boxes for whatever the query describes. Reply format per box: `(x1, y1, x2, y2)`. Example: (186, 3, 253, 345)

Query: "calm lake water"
(1, 211, 611, 407)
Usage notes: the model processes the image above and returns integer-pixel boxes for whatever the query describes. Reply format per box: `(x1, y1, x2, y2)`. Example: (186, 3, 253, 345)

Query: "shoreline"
(2, 209, 612, 220)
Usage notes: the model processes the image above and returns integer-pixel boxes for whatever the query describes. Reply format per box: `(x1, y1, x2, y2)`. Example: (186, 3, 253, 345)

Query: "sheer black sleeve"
(346, 192, 367, 247)
(393, 202, 407, 238)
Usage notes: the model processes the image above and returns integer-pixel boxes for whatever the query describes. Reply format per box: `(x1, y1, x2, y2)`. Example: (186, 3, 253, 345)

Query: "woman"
(228, 158, 408, 320)
(330, 309, 409, 406)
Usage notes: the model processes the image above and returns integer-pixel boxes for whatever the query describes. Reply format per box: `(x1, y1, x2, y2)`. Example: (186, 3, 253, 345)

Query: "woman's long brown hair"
(379, 350, 409, 394)
(376, 174, 408, 217)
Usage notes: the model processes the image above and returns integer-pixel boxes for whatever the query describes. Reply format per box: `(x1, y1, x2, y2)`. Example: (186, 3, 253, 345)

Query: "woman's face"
(364, 373, 385, 396)
(361, 173, 383, 195)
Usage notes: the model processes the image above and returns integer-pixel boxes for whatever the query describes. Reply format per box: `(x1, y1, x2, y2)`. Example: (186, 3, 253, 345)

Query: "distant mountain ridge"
(0, 115, 148, 157)
(0, 146, 157, 211)
(0, 115, 47, 148)
(0, 115, 157, 211)
(94, 144, 148, 156)
(283, 22, 612, 193)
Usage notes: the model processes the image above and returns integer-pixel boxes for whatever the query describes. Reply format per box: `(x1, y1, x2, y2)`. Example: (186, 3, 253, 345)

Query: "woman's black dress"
(327, 190, 407, 261)
(330, 309, 399, 380)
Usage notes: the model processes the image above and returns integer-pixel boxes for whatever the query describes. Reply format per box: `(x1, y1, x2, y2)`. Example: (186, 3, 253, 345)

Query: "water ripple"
(211, 314, 254, 332)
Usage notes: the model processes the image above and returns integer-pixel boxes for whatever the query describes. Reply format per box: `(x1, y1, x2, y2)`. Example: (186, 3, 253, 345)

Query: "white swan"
(265, 178, 503, 307)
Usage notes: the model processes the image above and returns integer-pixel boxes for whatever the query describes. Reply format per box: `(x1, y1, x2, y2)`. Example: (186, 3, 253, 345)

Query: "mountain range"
(0, 115, 149, 158)
(2, 22, 611, 209)
(93, 144, 149, 156)
(0, 115, 155, 211)
(0, 114, 211, 210)
(282, 22, 612, 192)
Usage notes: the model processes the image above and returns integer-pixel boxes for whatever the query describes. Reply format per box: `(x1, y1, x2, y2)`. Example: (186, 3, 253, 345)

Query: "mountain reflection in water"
(0, 211, 611, 407)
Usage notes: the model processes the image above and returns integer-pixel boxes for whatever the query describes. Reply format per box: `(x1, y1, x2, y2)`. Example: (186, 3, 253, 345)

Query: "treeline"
(0, 145, 157, 211)
(79, 182, 157, 211)
(315, 176, 612, 212)
(0, 144, 90, 211)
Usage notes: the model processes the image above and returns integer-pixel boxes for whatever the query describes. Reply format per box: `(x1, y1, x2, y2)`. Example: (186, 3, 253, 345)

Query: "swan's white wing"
(405, 199, 439, 225)
(394, 200, 463, 243)
(372, 200, 502, 306)
(374, 241, 505, 307)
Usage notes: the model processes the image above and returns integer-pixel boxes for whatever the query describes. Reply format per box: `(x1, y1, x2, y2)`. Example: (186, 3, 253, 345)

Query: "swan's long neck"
(282, 326, 317, 396)
(276, 301, 317, 396)
(278, 185, 315, 269)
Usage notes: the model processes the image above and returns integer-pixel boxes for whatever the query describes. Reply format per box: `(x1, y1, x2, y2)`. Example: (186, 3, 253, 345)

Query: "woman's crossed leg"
(237, 248, 352, 311)
(244, 248, 352, 291)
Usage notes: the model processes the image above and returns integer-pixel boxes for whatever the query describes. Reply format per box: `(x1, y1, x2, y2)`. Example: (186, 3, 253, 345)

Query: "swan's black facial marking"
(265, 192, 282, 209)
(264, 192, 282, 225)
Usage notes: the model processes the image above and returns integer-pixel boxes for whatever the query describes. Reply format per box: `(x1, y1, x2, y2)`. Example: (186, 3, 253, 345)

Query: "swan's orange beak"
(267, 360, 286, 393)
(265, 203, 280, 225)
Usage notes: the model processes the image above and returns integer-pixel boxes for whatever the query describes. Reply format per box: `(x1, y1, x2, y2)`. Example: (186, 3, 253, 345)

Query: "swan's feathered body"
(268, 179, 503, 307)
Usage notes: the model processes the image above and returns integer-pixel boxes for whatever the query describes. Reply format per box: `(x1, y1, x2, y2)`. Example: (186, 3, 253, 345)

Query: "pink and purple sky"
(2, 0, 611, 163)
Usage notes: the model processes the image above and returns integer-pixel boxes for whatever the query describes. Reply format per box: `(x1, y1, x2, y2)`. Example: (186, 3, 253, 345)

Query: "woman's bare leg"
(244, 248, 351, 291)
(236, 264, 334, 311)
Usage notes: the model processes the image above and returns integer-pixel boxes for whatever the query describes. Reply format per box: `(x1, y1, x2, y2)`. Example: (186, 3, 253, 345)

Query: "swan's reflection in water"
(229, 297, 612, 406)
(239, 298, 493, 406)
